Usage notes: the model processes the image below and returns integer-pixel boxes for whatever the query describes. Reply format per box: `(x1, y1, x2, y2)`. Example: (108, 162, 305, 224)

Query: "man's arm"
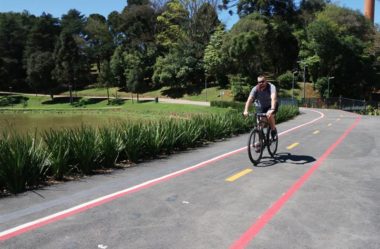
(243, 95, 254, 116)
(267, 85, 277, 117)
(270, 91, 277, 110)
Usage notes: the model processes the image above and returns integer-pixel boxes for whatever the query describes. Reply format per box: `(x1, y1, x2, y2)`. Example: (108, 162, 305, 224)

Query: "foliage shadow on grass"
(86, 98, 107, 104)
(42, 97, 82, 105)
(136, 99, 154, 103)
(161, 85, 202, 98)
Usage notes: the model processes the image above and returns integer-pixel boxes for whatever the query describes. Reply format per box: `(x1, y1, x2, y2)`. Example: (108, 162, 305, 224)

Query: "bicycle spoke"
(248, 128, 263, 165)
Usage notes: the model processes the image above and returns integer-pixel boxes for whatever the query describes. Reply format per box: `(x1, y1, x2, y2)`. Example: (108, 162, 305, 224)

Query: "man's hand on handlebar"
(266, 109, 274, 118)
(243, 110, 249, 117)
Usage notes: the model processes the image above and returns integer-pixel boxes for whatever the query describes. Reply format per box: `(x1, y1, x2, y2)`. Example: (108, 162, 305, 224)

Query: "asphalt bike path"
(1, 109, 379, 248)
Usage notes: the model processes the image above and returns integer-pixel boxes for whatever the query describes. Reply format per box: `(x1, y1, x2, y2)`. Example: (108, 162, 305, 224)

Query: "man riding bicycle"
(243, 75, 278, 139)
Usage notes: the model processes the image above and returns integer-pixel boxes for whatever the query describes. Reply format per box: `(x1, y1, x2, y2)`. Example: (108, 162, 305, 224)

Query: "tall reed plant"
(98, 127, 124, 168)
(0, 134, 49, 194)
(43, 129, 71, 180)
(119, 123, 146, 163)
(67, 126, 99, 174)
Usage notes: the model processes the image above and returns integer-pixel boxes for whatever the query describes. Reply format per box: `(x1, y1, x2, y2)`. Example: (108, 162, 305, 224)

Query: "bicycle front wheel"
(267, 128, 278, 157)
(247, 128, 263, 166)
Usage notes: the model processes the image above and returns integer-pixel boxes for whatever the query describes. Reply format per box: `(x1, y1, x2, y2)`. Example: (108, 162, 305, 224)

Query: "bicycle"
(247, 113, 278, 165)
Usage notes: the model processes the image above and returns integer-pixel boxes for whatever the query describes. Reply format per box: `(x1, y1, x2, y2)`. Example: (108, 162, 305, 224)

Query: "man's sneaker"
(271, 129, 277, 141)
(254, 142, 261, 153)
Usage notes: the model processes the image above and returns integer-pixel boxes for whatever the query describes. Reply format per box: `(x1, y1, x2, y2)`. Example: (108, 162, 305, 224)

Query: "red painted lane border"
(0, 109, 324, 242)
(229, 115, 362, 249)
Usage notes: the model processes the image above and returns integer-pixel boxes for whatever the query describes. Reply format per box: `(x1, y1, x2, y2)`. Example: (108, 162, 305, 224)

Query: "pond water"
(0, 112, 135, 135)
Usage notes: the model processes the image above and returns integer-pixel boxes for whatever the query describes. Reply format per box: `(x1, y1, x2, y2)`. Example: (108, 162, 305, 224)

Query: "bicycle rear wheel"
(267, 128, 278, 157)
(247, 128, 264, 165)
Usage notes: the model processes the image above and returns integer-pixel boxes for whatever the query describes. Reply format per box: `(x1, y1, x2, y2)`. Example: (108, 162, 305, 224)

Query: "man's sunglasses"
(258, 80, 265, 84)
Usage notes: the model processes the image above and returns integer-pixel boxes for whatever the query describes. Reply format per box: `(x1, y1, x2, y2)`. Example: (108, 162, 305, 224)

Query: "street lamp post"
(292, 70, 298, 100)
(204, 75, 208, 102)
(327, 76, 334, 98)
(302, 64, 306, 103)
(69, 84, 73, 105)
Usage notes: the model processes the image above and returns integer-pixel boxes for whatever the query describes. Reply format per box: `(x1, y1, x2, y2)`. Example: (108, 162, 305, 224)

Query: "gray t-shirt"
(249, 83, 276, 108)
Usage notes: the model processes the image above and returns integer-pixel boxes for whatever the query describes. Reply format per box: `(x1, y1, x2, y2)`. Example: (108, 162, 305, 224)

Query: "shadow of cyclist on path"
(255, 152, 316, 167)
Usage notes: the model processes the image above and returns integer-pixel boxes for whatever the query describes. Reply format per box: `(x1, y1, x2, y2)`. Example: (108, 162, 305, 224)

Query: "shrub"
(0, 134, 49, 194)
(98, 127, 124, 167)
(43, 129, 71, 180)
(0, 105, 299, 194)
(119, 123, 146, 163)
(67, 126, 99, 174)
(210, 100, 245, 111)
(229, 75, 252, 101)
(276, 71, 294, 89)
(362, 105, 380, 116)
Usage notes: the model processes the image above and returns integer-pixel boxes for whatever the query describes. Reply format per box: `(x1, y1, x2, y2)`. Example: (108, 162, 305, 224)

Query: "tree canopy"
(0, 0, 379, 101)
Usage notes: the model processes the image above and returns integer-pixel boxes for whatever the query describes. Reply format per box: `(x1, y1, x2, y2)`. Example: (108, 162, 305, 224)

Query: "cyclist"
(243, 75, 278, 139)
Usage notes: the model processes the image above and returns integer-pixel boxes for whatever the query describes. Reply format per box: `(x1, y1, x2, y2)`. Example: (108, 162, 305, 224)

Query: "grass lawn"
(61, 82, 318, 103)
(0, 94, 231, 133)
(0, 94, 229, 116)
(60, 86, 233, 102)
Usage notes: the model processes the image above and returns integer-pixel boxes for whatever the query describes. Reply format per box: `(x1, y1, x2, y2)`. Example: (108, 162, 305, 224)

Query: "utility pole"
(303, 64, 306, 103)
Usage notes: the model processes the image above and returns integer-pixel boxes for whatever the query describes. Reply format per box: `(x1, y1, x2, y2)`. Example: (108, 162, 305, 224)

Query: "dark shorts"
(259, 102, 279, 114)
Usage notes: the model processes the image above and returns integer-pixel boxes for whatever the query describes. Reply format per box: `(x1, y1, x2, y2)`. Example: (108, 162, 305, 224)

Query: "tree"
(266, 20, 299, 74)
(191, 3, 221, 59)
(0, 12, 32, 90)
(60, 9, 86, 35)
(23, 13, 60, 94)
(120, 0, 157, 48)
(59, 9, 91, 88)
(124, 52, 145, 102)
(85, 14, 114, 73)
(237, 0, 296, 23)
(203, 25, 229, 86)
(301, 4, 376, 98)
(24, 13, 60, 60)
(52, 31, 81, 91)
(110, 46, 127, 87)
(298, 0, 329, 26)
(152, 45, 200, 89)
(224, 13, 269, 80)
(26, 51, 56, 96)
(156, 0, 189, 51)
(107, 11, 124, 45)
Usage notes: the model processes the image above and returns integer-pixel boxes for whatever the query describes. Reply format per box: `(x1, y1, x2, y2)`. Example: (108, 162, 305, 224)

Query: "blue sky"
(0, 0, 379, 29)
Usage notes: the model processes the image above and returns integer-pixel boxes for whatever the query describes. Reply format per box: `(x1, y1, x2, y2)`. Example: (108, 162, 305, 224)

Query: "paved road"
(0, 108, 379, 249)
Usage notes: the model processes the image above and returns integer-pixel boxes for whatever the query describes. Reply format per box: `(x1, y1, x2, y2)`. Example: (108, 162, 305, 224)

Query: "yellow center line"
(287, 142, 299, 150)
(313, 130, 320, 134)
(328, 123, 332, 127)
(226, 169, 253, 182)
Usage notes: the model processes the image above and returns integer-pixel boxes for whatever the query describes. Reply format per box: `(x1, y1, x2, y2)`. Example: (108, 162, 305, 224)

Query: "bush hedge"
(0, 106, 299, 194)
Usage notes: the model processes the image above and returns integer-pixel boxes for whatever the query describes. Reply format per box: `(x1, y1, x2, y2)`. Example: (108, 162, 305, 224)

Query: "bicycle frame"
(247, 112, 278, 165)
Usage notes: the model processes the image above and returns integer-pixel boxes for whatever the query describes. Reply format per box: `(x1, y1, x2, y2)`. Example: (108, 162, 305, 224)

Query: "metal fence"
(300, 97, 367, 112)
(279, 98, 298, 106)
(278, 97, 375, 112)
